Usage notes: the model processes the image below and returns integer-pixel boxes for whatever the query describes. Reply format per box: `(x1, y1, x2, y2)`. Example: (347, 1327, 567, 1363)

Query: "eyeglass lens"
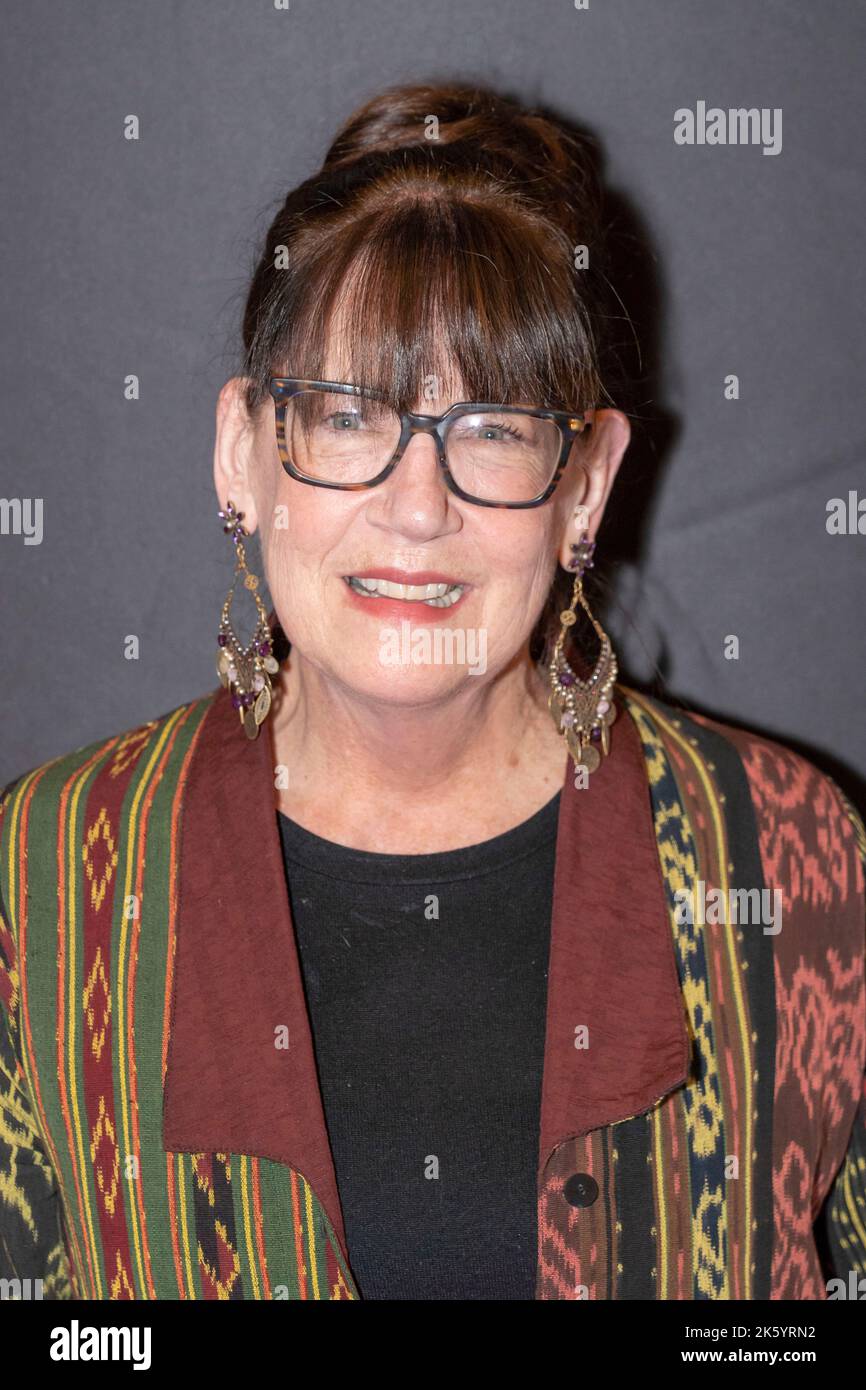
(280, 389, 563, 503)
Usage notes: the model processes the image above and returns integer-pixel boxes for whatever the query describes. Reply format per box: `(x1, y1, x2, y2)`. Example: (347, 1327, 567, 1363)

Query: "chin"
(336, 651, 491, 704)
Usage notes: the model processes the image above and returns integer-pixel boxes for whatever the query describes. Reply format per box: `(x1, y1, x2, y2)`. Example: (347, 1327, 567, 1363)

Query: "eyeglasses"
(268, 377, 592, 509)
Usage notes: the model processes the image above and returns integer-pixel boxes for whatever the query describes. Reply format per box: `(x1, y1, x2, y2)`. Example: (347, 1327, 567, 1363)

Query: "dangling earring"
(215, 499, 280, 740)
(547, 524, 618, 776)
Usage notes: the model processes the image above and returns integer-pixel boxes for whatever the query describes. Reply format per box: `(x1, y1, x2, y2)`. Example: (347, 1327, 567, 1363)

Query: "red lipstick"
(341, 568, 471, 619)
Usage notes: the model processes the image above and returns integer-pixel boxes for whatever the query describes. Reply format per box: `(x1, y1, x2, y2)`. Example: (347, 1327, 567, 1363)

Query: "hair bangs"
(268, 191, 599, 415)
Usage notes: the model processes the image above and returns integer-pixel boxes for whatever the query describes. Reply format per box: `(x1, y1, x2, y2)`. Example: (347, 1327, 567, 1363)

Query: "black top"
(276, 789, 561, 1301)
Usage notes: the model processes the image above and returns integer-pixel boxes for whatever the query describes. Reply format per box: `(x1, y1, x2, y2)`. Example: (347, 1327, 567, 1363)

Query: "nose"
(366, 429, 456, 539)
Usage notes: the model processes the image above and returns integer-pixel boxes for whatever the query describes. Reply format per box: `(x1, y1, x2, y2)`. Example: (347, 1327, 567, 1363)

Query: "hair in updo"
(240, 79, 624, 665)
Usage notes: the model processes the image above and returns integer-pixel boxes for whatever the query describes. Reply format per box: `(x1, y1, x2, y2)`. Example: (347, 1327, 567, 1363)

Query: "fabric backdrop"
(1, 0, 863, 811)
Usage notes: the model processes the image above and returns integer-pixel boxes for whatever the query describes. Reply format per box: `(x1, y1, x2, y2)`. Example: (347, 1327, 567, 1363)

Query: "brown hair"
(240, 79, 625, 666)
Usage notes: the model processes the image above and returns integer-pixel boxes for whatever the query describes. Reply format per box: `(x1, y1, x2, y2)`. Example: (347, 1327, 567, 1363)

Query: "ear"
(556, 409, 631, 569)
(213, 377, 262, 534)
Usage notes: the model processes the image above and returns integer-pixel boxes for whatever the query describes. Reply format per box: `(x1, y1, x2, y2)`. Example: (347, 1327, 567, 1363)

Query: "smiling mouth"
(343, 576, 466, 609)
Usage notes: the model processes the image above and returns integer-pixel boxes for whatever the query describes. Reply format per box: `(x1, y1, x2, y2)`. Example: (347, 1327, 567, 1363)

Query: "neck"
(268, 646, 568, 852)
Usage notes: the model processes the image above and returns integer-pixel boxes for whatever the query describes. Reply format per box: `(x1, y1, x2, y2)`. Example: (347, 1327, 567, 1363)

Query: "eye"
(324, 411, 363, 431)
(454, 414, 528, 444)
(478, 421, 523, 442)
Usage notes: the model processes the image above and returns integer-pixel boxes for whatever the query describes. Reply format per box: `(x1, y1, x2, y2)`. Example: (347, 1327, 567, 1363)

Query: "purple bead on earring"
(218, 500, 247, 545)
(568, 531, 596, 578)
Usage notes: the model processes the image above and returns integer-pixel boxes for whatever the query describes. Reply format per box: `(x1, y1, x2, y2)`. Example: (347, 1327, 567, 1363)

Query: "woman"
(1, 80, 864, 1303)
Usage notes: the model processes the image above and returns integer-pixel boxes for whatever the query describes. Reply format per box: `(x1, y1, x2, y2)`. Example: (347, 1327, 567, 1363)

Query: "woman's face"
(214, 363, 628, 705)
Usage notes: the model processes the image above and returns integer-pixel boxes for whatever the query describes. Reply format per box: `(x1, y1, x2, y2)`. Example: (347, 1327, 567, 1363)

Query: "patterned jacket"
(1, 676, 864, 1300)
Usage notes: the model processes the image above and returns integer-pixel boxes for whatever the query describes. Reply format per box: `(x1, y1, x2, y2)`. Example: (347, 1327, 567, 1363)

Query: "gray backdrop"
(2, 1, 864, 810)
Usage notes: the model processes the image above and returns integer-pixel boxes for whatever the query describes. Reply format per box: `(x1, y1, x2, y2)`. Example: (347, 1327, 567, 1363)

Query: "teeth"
(346, 576, 465, 607)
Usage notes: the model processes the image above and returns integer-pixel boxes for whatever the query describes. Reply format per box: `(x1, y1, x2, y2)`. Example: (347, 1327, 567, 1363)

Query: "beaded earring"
(547, 528, 618, 776)
(215, 500, 280, 740)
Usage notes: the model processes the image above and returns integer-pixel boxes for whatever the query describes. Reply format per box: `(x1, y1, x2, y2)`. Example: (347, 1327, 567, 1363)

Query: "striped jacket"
(1, 677, 864, 1300)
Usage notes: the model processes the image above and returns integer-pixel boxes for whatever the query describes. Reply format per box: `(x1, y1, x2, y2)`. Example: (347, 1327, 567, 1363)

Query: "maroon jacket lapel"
(164, 659, 688, 1264)
(538, 687, 690, 1172)
(163, 674, 349, 1252)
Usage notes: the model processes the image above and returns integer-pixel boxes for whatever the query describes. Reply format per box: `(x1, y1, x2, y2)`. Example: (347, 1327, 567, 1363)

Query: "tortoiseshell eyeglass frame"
(268, 377, 593, 509)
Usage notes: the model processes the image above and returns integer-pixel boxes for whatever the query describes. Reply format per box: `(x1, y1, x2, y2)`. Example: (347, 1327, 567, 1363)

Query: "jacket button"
(563, 1172, 599, 1207)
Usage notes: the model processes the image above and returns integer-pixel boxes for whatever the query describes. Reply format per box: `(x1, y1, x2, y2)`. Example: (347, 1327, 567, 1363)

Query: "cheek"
(482, 513, 558, 590)
(261, 482, 345, 588)
(476, 518, 558, 636)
